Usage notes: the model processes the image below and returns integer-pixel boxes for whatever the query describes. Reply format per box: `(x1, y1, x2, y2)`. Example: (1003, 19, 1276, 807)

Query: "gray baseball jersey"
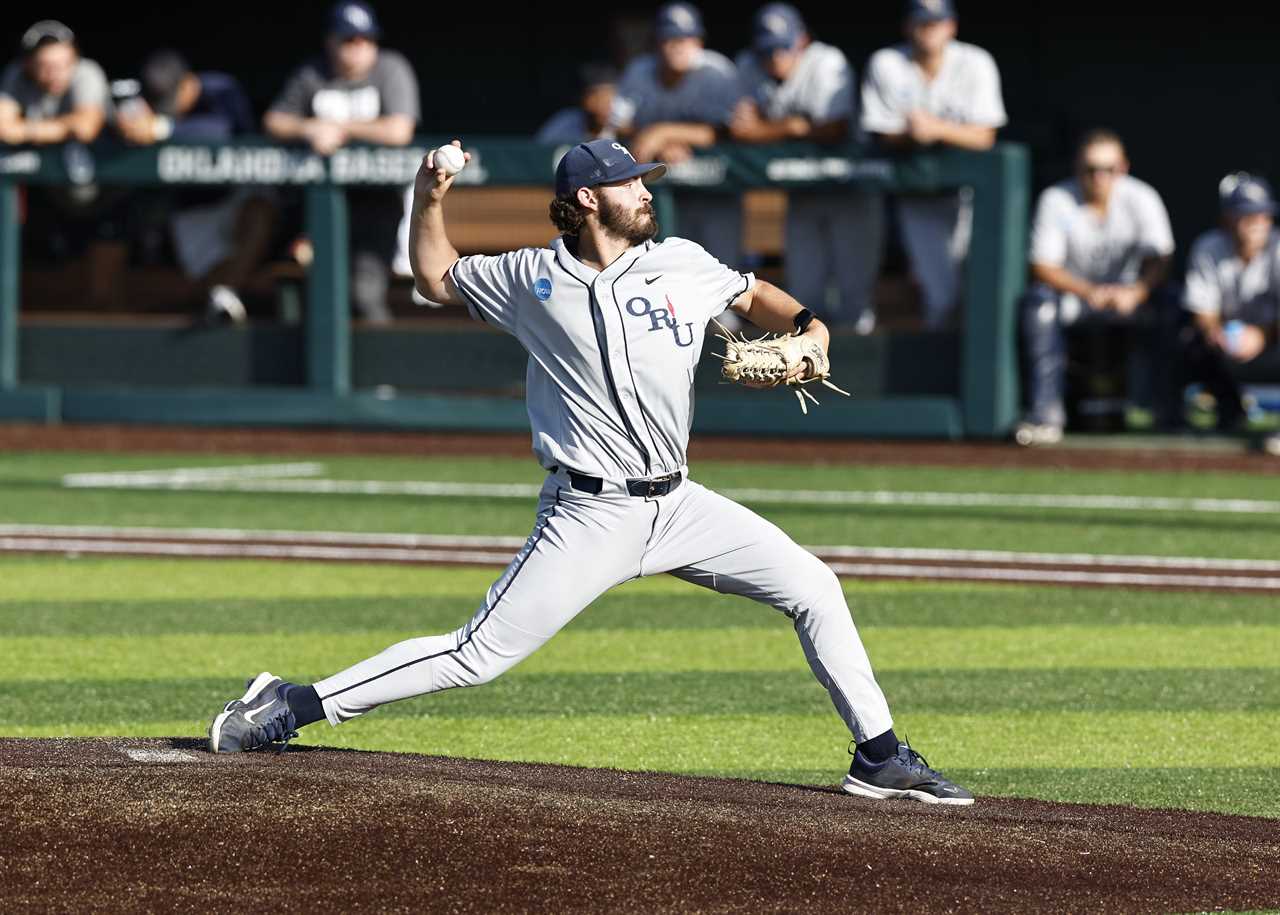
(1030, 174, 1175, 284)
(1184, 227, 1280, 326)
(0, 56, 108, 120)
(608, 50, 743, 131)
(859, 41, 1006, 134)
(310, 231, 895, 748)
(449, 236, 752, 478)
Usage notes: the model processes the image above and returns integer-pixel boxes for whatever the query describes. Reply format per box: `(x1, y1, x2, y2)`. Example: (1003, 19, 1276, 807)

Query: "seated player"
(1174, 172, 1280, 453)
(1016, 129, 1173, 445)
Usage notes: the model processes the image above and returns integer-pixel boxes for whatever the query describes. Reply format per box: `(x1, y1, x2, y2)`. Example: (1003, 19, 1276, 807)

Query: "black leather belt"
(564, 469, 683, 498)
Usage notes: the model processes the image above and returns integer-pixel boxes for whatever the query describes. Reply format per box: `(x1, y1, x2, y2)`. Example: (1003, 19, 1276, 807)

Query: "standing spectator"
(608, 2, 746, 273)
(1175, 173, 1280, 447)
(732, 3, 881, 333)
(117, 50, 276, 324)
(860, 0, 1006, 330)
(264, 0, 420, 324)
(0, 20, 122, 305)
(1016, 129, 1173, 446)
(536, 64, 618, 146)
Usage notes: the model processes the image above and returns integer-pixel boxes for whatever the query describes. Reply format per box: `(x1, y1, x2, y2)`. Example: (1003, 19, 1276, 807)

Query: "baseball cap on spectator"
(655, 2, 705, 41)
(328, 1, 381, 39)
(753, 3, 806, 53)
(140, 49, 190, 116)
(1219, 173, 1277, 216)
(21, 19, 75, 53)
(905, 0, 956, 22)
(555, 139, 666, 198)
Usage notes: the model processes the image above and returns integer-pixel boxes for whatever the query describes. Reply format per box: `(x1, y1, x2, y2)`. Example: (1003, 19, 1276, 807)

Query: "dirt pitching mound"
(2, 737, 1276, 914)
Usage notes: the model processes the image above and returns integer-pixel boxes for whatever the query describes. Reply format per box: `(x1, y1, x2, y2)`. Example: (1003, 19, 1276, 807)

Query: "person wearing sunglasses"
(1016, 128, 1174, 446)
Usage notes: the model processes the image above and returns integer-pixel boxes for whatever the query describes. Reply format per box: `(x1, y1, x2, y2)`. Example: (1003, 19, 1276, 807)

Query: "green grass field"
(2, 449, 1278, 819)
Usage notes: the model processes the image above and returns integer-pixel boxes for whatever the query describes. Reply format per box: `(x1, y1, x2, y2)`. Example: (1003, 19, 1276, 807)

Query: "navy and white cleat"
(208, 672, 299, 754)
(842, 742, 975, 805)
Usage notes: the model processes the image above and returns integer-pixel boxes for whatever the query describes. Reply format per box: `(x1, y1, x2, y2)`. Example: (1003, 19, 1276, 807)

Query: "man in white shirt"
(1017, 129, 1174, 445)
(1175, 173, 1280, 447)
(733, 3, 881, 333)
(860, 0, 1006, 330)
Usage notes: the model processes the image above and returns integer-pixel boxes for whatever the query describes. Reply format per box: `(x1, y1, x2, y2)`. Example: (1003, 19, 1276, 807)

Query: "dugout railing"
(0, 138, 1028, 438)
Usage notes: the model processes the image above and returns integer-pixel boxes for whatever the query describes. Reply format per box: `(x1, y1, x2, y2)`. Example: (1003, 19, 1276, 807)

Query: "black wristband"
(793, 308, 815, 334)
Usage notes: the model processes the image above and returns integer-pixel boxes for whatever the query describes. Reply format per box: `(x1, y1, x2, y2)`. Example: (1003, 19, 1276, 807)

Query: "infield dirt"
(2, 737, 1277, 913)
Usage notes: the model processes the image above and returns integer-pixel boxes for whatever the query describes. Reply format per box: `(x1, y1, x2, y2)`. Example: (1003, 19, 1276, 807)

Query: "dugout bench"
(0, 138, 1029, 439)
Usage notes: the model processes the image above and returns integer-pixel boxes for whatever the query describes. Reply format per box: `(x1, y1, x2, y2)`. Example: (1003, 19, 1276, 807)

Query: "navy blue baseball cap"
(905, 0, 956, 22)
(753, 3, 806, 53)
(554, 140, 666, 198)
(655, 2, 705, 41)
(329, 1, 381, 39)
(1220, 173, 1277, 216)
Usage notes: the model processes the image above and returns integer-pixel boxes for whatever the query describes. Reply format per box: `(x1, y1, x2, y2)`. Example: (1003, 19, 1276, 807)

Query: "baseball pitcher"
(207, 137, 974, 805)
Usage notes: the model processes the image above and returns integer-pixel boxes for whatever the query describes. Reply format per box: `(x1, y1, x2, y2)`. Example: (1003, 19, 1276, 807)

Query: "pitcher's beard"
(599, 197, 659, 245)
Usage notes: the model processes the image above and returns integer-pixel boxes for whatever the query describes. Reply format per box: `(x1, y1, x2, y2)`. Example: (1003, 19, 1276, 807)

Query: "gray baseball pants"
(313, 469, 894, 742)
(897, 191, 974, 329)
(785, 191, 884, 327)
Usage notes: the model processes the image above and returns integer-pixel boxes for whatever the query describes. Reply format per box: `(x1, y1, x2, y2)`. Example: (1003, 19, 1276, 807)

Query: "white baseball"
(433, 144, 465, 177)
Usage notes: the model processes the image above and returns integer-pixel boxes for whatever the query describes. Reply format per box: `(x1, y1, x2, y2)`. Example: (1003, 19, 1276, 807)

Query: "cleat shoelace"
(238, 701, 299, 753)
(897, 739, 944, 781)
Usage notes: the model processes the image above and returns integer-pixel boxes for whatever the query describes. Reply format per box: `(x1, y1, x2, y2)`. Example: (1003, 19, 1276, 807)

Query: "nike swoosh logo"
(644, 275, 662, 285)
(242, 703, 273, 725)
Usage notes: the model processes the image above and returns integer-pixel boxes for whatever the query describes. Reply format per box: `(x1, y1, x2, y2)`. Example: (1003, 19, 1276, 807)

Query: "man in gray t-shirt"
(0, 20, 120, 276)
(0, 20, 108, 146)
(732, 3, 882, 332)
(265, 0, 420, 323)
(608, 2, 747, 274)
(1017, 129, 1173, 444)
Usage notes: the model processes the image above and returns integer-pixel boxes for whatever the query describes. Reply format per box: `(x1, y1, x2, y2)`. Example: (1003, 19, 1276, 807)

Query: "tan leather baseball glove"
(712, 318, 851, 414)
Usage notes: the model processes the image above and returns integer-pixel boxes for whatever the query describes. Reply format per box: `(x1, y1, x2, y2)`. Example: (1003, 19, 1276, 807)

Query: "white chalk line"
(827, 562, 1280, 591)
(56, 465, 1280, 515)
(121, 748, 199, 764)
(810, 544, 1280, 573)
(62, 463, 325, 486)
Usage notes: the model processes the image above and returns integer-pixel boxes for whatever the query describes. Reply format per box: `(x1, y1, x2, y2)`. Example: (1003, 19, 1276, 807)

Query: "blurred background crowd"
(2, 0, 1278, 446)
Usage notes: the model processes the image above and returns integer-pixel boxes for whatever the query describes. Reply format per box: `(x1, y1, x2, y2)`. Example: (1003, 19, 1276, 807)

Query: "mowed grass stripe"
(7, 668, 1280, 727)
(5, 449, 1279, 499)
(4, 560, 1280, 632)
(5, 624, 1279, 682)
(7, 712, 1280, 773)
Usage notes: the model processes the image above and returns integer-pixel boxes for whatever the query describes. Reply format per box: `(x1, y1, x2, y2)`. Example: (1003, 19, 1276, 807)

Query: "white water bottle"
(1224, 320, 1245, 357)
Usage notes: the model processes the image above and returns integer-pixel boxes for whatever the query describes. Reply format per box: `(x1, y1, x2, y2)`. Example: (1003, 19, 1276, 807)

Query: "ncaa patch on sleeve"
(533, 278, 553, 301)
